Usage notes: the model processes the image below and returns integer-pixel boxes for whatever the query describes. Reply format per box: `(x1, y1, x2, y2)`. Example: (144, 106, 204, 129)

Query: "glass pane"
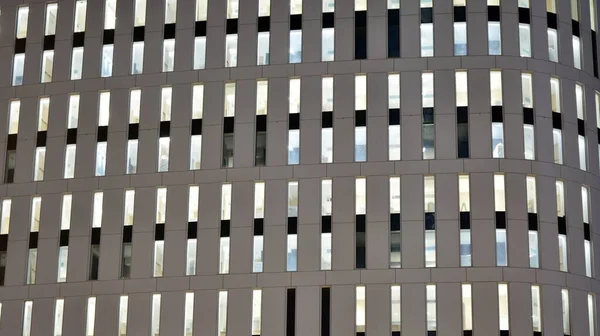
(488, 22, 501, 55)
(322, 28, 335, 62)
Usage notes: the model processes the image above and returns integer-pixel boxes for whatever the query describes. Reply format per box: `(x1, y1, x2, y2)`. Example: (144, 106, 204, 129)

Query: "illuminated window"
(92, 192, 103, 228)
(74, 1, 87, 32)
(356, 286, 366, 332)
(85, 297, 96, 336)
(156, 187, 167, 224)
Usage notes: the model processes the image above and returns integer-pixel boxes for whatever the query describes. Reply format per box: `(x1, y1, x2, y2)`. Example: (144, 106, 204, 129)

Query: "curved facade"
(0, 0, 599, 335)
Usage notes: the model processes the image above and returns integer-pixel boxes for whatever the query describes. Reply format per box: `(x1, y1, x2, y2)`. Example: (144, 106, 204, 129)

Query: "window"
(121, 243, 132, 279)
(34, 147, 46, 181)
(38, 98, 50, 131)
(556, 180, 565, 218)
(1, 199, 11, 235)
(288, 130, 300, 165)
(218, 291, 228, 335)
(554, 133, 563, 164)
(488, 22, 501, 55)
(322, 28, 334, 61)
(547, 0, 556, 12)
(390, 177, 401, 268)
(456, 71, 468, 107)
(96, 142, 106, 176)
(118, 296, 128, 336)
(131, 42, 144, 74)
(64, 145, 76, 179)
(251, 290, 262, 335)
(425, 233, 436, 269)
(160, 87, 172, 122)
(61, 196, 72, 230)
(23, 301, 33, 336)
(421, 23, 434, 57)
(27, 249, 37, 284)
(454, 22, 467, 55)
(496, 228, 507, 266)
(57, 246, 68, 282)
(289, 78, 301, 114)
(289, 31, 302, 63)
(190, 135, 202, 170)
(41, 50, 54, 83)
(559, 233, 568, 271)
(490, 70, 503, 106)
(186, 239, 197, 276)
(529, 230, 539, 268)
(124, 190, 135, 226)
(498, 284, 509, 331)
(519, 24, 531, 57)
(227, 0, 239, 18)
(320, 128, 331, 162)
(165, 0, 177, 23)
(579, 135, 587, 170)
(389, 124, 401, 161)
(158, 137, 170, 172)
(576, 84, 585, 119)
(153, 240, 164, 277)
(53, 299, 64, 336)
(225, 35, 238, 67)
(391, 286, 401, 332)
(356, 286, 366, 333)
(254, 80, 269, 116)
(104, 0, 116, 29)
(354, 177, 366, 216)
(135, 0, 147, 26)
(30, 197, 41, 232)
(253, 237, 264, 273)
(101, 45, 113, 77)
(44, 3, 58, 36)
(151, 294, 161, 336)
(492, 122, 504, 158)
(67, 94, 80, 129)
(322, 77, 334, 112)
(550, 77, 561, 112)
(156, 187, 167, 224)
(219, 236, 230, 274)
(460, 233, 472, 266)
(8, 100, 20, 135)
(532, 285, 542, 332)
(92, 192, 103, 228)
(194, 37, 206, 70)
(355, 127, 366, 162)
(426, 285, 436, 331)
(562, 289, 570, 335)
(462, 284, 473, 331)
(16, 7, 29, 39)
(585, 239, 593, 277)
(74, 1, 87, 32)
(388, 0, 399, 8)
(12, 54, 24, 86)
(424, 176, 435, 213)
(98, 92, 110, 127)
(291, 0, 303, 14)
(548, 28, 558, 61)
(588, 294, 595, 336)
(526, 176, 537, 214)
(422, 72, 434, 108)
(163, 39, 175, 72)
(321, 179, 333, 216)
(521, 73, 533, 108)
(257, 32, 270, 65)
(183, 293, 194, 336)
(126, 140, 138, 174)
(85, 297, 96, 335)
(573, 36, 582, 70)
(224, 83, 236, 117)
(524, 124, 535, 160)
(221, 183, 232, 221)
(321, 231, 332, 270)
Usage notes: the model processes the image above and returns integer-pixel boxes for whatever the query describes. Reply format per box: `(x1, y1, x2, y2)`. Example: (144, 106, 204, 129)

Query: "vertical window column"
(487, 0, 501, 55)
(226, 0, 238, 67)
(532, 285, 542, 335)
(57, 194, 72, 282)
(420, 0, 433, 57)
(96, 92, 110, 176)
(422, 72, 435, 159)
(220, 184, 231, 274)
(355, 0, 367, 60)
(495, 174, 507, 266)
(253, 182, 265, 273)
(551, 78, 563, 164)
(390, 177, 401, 268)
(391, 285, 401, 335)
(127, 89, 140, 174)
(191, 85, 203, 169)
(322, 77, 334, 163)
(193, 0, 207, 70)
(27, 197, 41, 284)
(287, 181, 298, 272)
(459, 175, 471, 267)
(151, 294, 161, 336)
(321, 179, 332, 270)
(588, 294, 596, 336)
(223, 83, 236, 168)
(356, 286, 366, 335)
(556, 180, 568, 272)
(22, 301, 33, 336)
(388, 0, 400, 57)
(119, 295, 129, 335)
(121, 190, 133, 279)
(576, 84, 587, 170)
(5, 100, 20, 183)
(89, 192, 103, 281)
(131, 2, 146, 75)
(186, 186, 198, 276)
(13, 6, 29, 86)
(0, 199, 11, 285)
(356, 177, 366, 269)
(255, 80, 268, 166)
(491, 70, 505, 158)
(547, 0, 559, 62)
(288, 78, 301, 165)
(322, 0, 334, 62)
(162, 0, 176, 72)
(561, 289, 570, 335)
(34, 98, 49, 181)
(388, 73, 401, 160)
(71, 1, 86, 79)
(426, 284, 437, 334)
(251, 289, 262, 336)
(522, 73, 535, 160)
(591, 0, 599, 76)
(582, 186, 593, 277)
(453, 0, 467, 55)
(53, 298, 64, 336)
(424, 176, 436, 268)
(498, 284, 509, 335)
(218, 290, 228, 336)
(572, 0, 583, 69)
(184, 292, 194, 336)
(102, 0, 115, 77)
(456, 71, 469, 158)
(518, 0, 531, 57)
(289, 0, 302, 63)
(158, 87, 171, 172)
(64, 95, 79, 179)
(41, 3, 57, 83)
(355, 75, 367, 162)
(257, 3, 270, 65)
(153, 188, 166, 278)
(526, 176, 539, 268)
(462, 284, 472, 335)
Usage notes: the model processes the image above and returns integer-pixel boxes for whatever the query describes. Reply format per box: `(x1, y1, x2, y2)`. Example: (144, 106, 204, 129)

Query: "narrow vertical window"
(390, 177, 401, 268)
(153, 240, 164, 277)
(252, 289, 262, 336)
(420, 0, 434, 57)
(561, 289, 570, 335)
(551, 78, 563, 164)
(454, 0, 467, 56)
(22, 301, 33, 336)
(548, 27, 559, 62)
(290, 30, 302, 63)
(422, 72, 435, 159)
(498, 284, 509, 332)
(135, 0, 147, 26)
(456, 71, 469, 158)
(91, 192, 103, 228)
(588, 294, 596, 336)
(12, 54, 25, 86)
(104, 0, 117, 30)
(1, 199, 11, 235)
(74, 1, 87, 32)
(57, 246, 68, 282)
(556, 180, 568, 270)
(459, 175, 471, 267)
(131, 42, 144, 74)
(518, 1, 531, 57)
(30, 197, 41, 232)
(225, 35, 238, 67)
(101, 45, 113, 77)
(220, 184, 231, 274)
(462, 284, 473, 332)
(527, 176, 539, 268)
(26, 249, 37, 285)
(184, 293, 194, 336)
(162, 39, 175, 72)
(322, 28, 335, 61)
(85, 297, 96, 336)
(44, 4, 58, 34)
(356, 177, 366, 269)
(151, 294, 161, 336)
(583, 186, 593, 277)
(488, 22, 501, 55)
(165, 0, 177, 24)
(253, 182, 265, 273)
(8, 100, 20, 135)
(424, 176, 436, 268)
(573, 36, 583, 70)
(41, 50, 54, 83)
(218, 291, 228, 336)
(356, 286, 366, 333)
(257, 32, 270, 65)
(522, 73, 535, 160)
(118, 296, 128, 336)
(53, 299, 64, 336)
(71, 47, 84, 79)
(532, 285, 542, 333)
(391, 286, 401, 333)
(321, 179, 332, 270)
(495, 174, 507, 266)
(389, 73, 401, 161)
(124, 190, 135, 226)
(155, 187, 167, 224)
(34, 147, 46, 181)
(426, 284, 437, 332)
(287, 181, 298, 272)
(16, 7, 29, 39)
